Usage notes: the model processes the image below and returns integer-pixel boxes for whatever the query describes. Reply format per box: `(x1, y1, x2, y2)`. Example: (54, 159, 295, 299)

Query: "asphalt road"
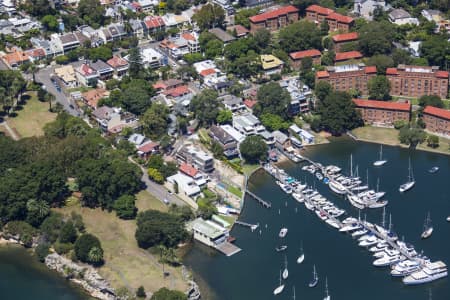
(35, 66, 80, 116)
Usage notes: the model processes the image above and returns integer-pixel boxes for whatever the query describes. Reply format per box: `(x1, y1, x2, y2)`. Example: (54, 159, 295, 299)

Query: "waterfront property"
(386, 65, 449, 99)
(316, 64, 377, 96)
(249, 5, 299, 33)
(353, 99, 411, 127)
(176, 145, 214, 173)
(422, 106, 450, 137)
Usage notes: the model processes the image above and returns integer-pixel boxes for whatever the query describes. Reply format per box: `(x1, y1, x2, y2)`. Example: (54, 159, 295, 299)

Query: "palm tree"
(26, 199, 50, 219)
(88, 247, 104, 264)
(30, 63, 38, 83)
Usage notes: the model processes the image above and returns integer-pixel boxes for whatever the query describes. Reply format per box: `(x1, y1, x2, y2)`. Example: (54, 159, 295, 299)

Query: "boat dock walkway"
(245, 190, 271, 208)
(215, 242, 242, 257)
(235, 221, 259, 231)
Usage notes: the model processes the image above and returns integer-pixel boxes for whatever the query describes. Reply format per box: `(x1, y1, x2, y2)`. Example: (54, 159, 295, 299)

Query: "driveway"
(35, 66, 80, 116)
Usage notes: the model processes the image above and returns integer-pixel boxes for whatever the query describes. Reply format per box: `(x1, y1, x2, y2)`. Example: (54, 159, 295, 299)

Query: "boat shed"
(298, 129, 315, 144)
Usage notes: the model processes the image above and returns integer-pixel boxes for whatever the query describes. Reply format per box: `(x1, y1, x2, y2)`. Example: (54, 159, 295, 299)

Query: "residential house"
(193, 60, 230, 95)
(221, 95, 246, 113)
(92, 106, 140, 134)
(176, 145, 214, 173)
(54, 65, 78, 87)
(51, 33, 80, 53)
(272, 130, 291, 151)
(140, 47, 167, 68)
(107, 55, 129, 77)
(353, 0, 389, 21)
(143, 15, 165, 36)
(227, 25, 250, 38)
(153, 79, 184, 92)
(159, 32, 200, 59)
(306, 5, 354, 32)
(260, 54, 284, 76)
(107, 23, 127, 41)
(335, 51, 363, 63)
(25, 48, 46, 62)
(0, 0, 16, 15)
(232, 113, 265, 136)
(75, 63, 99, 87)
(90, 60, 114, 80)
(137, 141, 160, 159)
(1, 50, 30, 69)
(388, 9, 419, 26)
(422, 106, 450, 137)
(208, 28, 236, 44)
(332, 32, 359, 52)
(249, 5, 299, 33)
(167, 173, 201, 198)
(209, 125, 239, 158)
(421, 9, 443, 23)
(162, 13, 189, 30)
(179, 163, 208, 187)
(386, 65, 449, 99)
(137, 0, 157, 12)
(315, 64, 377, 96)
(82, 88, 109, 109)
(240, 0, 272, 7)
(0, 19, 13, 35)
(289, 49, 321, 70)
(353, 99, 411, 126)
(8, 17, 41, 35)
(279, 77, 313, 114)
(221, 124, 245, 143)
(188, 218, 231, 249)
(129, 19, 145, 39)
(99, 28, 113, 44)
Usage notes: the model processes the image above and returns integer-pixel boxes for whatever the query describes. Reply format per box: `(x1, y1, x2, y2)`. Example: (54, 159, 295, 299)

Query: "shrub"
(148, 168, 164, 184)
(35, 243, 50, 262)
(59, 221, 77, 244)
(113, 194, 137, 220)
(74, 234, 103, 264)
(136, 286, 146, 298)
(393, 119, 408, 130)
(54, 241, 74, 255)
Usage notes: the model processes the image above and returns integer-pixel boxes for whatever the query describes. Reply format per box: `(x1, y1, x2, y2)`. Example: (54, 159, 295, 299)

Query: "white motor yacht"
(325, 218, 341, 229)
(292, 192, 304, 203)
(369, 242, 389, 253)
(391, 260, 422, 277)
(359, 235, 379, 247)
(373, 254, 404, 267)
(352, 229, 368, 237)
(403, 261, 448, 285)
(373, 248, 399, 259)
(329, 181, 347, 195)
(339, 223, 360, 232)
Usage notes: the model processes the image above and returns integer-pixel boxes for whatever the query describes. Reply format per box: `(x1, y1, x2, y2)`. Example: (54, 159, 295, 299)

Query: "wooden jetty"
(245, 190, 271, 208)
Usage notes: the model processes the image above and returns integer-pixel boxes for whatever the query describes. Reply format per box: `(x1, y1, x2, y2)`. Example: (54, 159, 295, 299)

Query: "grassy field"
(7, 92, 56, 138)
(417, 136, 450, 155)
(227, 185, 243, 198)
(242, 163, 260, 176)
(352, 126, 400, 145)
(135, 190, 168, 212)
(54, 192, 188, 295)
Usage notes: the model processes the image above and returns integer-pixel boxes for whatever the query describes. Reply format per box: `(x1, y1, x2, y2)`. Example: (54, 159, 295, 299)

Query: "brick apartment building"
(289, 49, 321, 70)
(315, 64, 377, 96)
(386, 65, 449, 99)
(335, 51, 363, 63)
(332, 32, 359, 52)
(422, 106, 450, 137)
(353, 99, 411, 126)
(249, 5, 299, 33)
(306, 5, 354, 32)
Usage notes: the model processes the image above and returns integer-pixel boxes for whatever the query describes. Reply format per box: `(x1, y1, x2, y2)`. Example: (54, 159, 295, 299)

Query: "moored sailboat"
(323, 277, 330, 300)
(308, 264, 319, 288)
(373, 145, 387, 166)
(273, 270, 285, 295)
(282, 255, 289, 279)
(399, 158, 415, 192)
(421, 212, 433, 239)
(297, 243, 305, 264)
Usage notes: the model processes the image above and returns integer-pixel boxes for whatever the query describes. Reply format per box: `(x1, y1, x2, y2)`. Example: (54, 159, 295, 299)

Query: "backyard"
(54, 190, 188, 295)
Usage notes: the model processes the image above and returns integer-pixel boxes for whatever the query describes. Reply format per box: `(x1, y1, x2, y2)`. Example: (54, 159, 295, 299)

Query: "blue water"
(184, 138, 450, 300)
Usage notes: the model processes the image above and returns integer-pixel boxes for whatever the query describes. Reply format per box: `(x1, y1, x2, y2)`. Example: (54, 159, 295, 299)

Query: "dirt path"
(0, 122, 20, 140)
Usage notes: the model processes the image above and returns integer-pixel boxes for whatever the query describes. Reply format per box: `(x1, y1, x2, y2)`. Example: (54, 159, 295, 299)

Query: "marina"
(184, 138, 450, 300)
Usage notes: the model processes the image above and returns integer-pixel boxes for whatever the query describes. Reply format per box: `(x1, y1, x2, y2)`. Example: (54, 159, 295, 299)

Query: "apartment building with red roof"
(316, 64, 377, 96)
(335, 51, 363, 62)
(423, 106, 450, 137)
(386, 65, 449, 99)
(289, 49, 321, 70)
(332, 32, 359, 52)
(249, 5, 299, 33)
(306, 5, 354, 32)
(353, 99, 411, 126)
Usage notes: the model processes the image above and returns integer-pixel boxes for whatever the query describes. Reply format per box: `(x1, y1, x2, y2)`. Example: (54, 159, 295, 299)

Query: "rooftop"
(191, 218, 227, 239)
(261, 54, 284, 70)
(327, 12, 354, 24)
(289, 49, 321, 60)
(179, 163, 199, 178)
(335, 51, 363, 61)
(208, 28, 235, 43)
(332, 32, 359, 42)
(249, 5, 299, 23)
(423, 106, 450, 120)
(353, 99, 411, 111)
(306, 4, 334, 15)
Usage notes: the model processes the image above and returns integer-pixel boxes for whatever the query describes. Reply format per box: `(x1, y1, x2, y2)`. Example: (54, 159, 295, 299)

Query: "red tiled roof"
(423, 106, 450, 120)
(179, 163, 199, 178)
(316, 71, 330, 78)
(249, 5, 299, 23)
(144, 16, 165, 29)
(244, 99, 257, 109)
(107, 55, 128, 68)
(181, 32, 196, 41)
(335, 51, 363, 61)
(306, 5, 333, 16)
(82, 88, 109, 109)
(79, 64, 95, 76)
(327, 12, 354, 24)
(138, 141, 159, 153)
(353, 99, 411, 111)
(163, 85, 190, 97)
(364, 66, 377, 74)
(386, 68, 399, 75)
(332, 32, 358, 42)
(200, 68, 217, 77)
(289, 49, 321, 60)
(25, 48, 45, 58)
(232, 25, 250, 36)
(153, 81, 166, 90)
(436, 71, 449, 78)
(2, 51, 29, 66)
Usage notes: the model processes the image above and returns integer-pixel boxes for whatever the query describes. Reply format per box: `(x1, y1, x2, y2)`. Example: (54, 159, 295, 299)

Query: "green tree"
(87, 246, 104, 265)
(321, 50, 335, 66)
(77, 0, 105, 28)
(141, 103, 169, 139)
(35, 242, 50, 262)
(358, 21, 395, 56)
(113, 194, 137, 220)
(74, 233, 103, 264)
(399, 126, 426, 147)
(25, 0, 54, 18)
(136, 286, 147, 298)
(190, 89, 222, 126)
(234, 8, 259, 28)
(150, 288, 187, 300)
(314, 81, 332, 102)
(41, 15, 59, 32)
(59, 221, 77, 244)
(253, 28, 271, 51)
(148, 168, 164, 184)
(418, 95, 444, 108)
(318, 91, 362, 135)
(279, 20, 322, 53)
(260, 113, 290, 131)
(254, 82, 291, 119)
(128, 48, 143, 78)
(88, 46, 113, 62)
(419, 35, 450, 69)
(365, 55, 394, 75)
(216, 109, 232, 124)
(121, 80, 155, 115)
(192, 3, 225, 31)
(40, 213, 64, 243)
(205, 39, 223, 59)
(135, 210, 187, 249)
(368, 75, 391, 100)
(26, 199, 50, 227)
(392, 49, 413, 66)
(427, 134, 439, 148)
(239, 135, 268, 163)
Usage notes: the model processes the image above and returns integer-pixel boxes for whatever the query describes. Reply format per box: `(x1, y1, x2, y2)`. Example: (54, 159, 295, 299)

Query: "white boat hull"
(297, 254, 304, 264)
(373, 160, 387, 166)
(273, 284, 285, 295)
(399, 181, 415, 193)
(421, 227, 433, 239)
(403, 272, 448, 285)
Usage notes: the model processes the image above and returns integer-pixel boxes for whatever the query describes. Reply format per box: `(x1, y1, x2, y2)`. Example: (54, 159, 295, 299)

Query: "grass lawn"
(243, 163, 260, 176)
(7, 92, 56, 138)
(53, 196, 187, 294)
(227, 185, 243, 198)
(352, 126, 400, 146)
(135, 190, 168, 212)
(417, 136, 450, 155)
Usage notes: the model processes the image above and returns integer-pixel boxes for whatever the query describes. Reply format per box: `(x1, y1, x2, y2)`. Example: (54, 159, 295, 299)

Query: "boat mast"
(366, 169, 369, 186)
(293, 286, 296, 300)
(380, 145, 383, 160)
(350, 154, 353, 177)
(381, 207, 386, 228)
(389, 214, 393, 231)
(325, 277, 329, 297)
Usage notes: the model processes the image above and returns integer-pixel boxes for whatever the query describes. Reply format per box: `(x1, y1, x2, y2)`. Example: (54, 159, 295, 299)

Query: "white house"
(189, 218, 229, 248)
(353, 0, 389, 21)
(167, 172, 201, 198)
(389, 9, 419, 26)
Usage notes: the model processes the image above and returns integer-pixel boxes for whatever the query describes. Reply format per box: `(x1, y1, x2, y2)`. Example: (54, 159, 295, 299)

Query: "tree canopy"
(358, 21, 395, 56)
(141, 103, 170, 139)
(192, 3, 225, 31)
(150, 288, 187, 300)
(368, 75, 391, 100)
(254, 82, 291, 119)
(279, 20, 323, 53)
(418, 95, 444, 108)
(77, 0, 106, 28)
(239, 135, 268, 164)
(190, 89, 222, 126)
(74, 233, 103, 264)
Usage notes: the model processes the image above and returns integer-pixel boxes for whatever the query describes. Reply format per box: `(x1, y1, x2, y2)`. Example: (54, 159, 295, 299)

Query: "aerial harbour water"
(184, 137, 450, 300)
